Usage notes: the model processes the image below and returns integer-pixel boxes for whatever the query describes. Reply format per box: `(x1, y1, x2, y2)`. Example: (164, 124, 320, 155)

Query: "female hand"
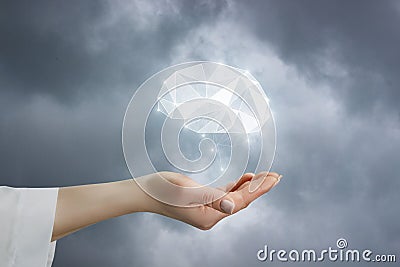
(52, 171, 282, 240)
(140, 171, 282, 230)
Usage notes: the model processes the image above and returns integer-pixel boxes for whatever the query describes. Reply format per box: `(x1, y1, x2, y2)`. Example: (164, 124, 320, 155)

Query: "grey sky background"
(0, 0, 399, 266)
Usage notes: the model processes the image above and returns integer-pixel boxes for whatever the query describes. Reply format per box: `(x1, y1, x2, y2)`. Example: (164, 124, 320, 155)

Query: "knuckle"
(202, 191, 215, 206)
(237, 193, 248, 209)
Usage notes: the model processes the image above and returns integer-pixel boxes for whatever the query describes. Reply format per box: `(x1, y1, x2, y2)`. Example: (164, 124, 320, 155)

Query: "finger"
(211, 171, 280, 213)
(266, 172, 280, 179)
(182, 172, 281, 214)
(249, 171, 280, 192)
(188, 185, 236, 214)
(227, 171, 280, 192)
(226, 172, 255, 192)
(233, 171, 279, 192)
(230, 173, 282, 212)
(215, 171, 279, 192)
(218, 172, 254, 192)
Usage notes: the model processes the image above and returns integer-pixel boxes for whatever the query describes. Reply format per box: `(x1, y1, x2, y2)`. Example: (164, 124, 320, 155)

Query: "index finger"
(230, 173, 282, 212)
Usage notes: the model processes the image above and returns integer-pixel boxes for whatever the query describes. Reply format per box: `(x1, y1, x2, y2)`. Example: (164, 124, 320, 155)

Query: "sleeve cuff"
(13, 188, 59, 267)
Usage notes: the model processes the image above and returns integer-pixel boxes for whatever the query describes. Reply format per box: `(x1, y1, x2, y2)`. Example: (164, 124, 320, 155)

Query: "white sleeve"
(0, 186, 59, 267)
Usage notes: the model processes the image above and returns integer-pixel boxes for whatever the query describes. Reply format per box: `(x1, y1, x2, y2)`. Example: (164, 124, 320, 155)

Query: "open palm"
(147, 171, 282, 230)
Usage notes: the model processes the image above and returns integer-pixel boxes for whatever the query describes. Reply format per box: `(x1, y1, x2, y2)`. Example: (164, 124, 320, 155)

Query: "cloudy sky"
(1, 0, 399, 266)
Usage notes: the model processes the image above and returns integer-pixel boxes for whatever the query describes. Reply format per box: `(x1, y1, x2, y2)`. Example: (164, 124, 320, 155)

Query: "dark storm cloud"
(0, 0, 227, 101)
(235, 0, 400, 114)
(226, 0, 400, 241)
(0, 0, 228, 187)
(0, 0, 108, 99)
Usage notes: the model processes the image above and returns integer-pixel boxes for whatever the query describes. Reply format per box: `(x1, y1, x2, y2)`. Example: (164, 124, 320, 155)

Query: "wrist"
(120, 177, 162, 214)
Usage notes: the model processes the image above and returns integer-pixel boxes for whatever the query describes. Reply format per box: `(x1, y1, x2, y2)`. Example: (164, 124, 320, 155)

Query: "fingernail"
(273, 175, 283, 186)
(220, 199, 235, 214)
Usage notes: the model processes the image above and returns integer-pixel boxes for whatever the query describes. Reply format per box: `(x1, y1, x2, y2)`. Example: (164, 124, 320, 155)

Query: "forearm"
(52, 176, 156, 241)
(51, 171, 282, 240)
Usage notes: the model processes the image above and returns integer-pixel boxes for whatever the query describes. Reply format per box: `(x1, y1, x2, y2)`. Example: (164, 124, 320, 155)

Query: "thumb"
(190, 186, 235, 214)
(218, 196, 235, 214)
